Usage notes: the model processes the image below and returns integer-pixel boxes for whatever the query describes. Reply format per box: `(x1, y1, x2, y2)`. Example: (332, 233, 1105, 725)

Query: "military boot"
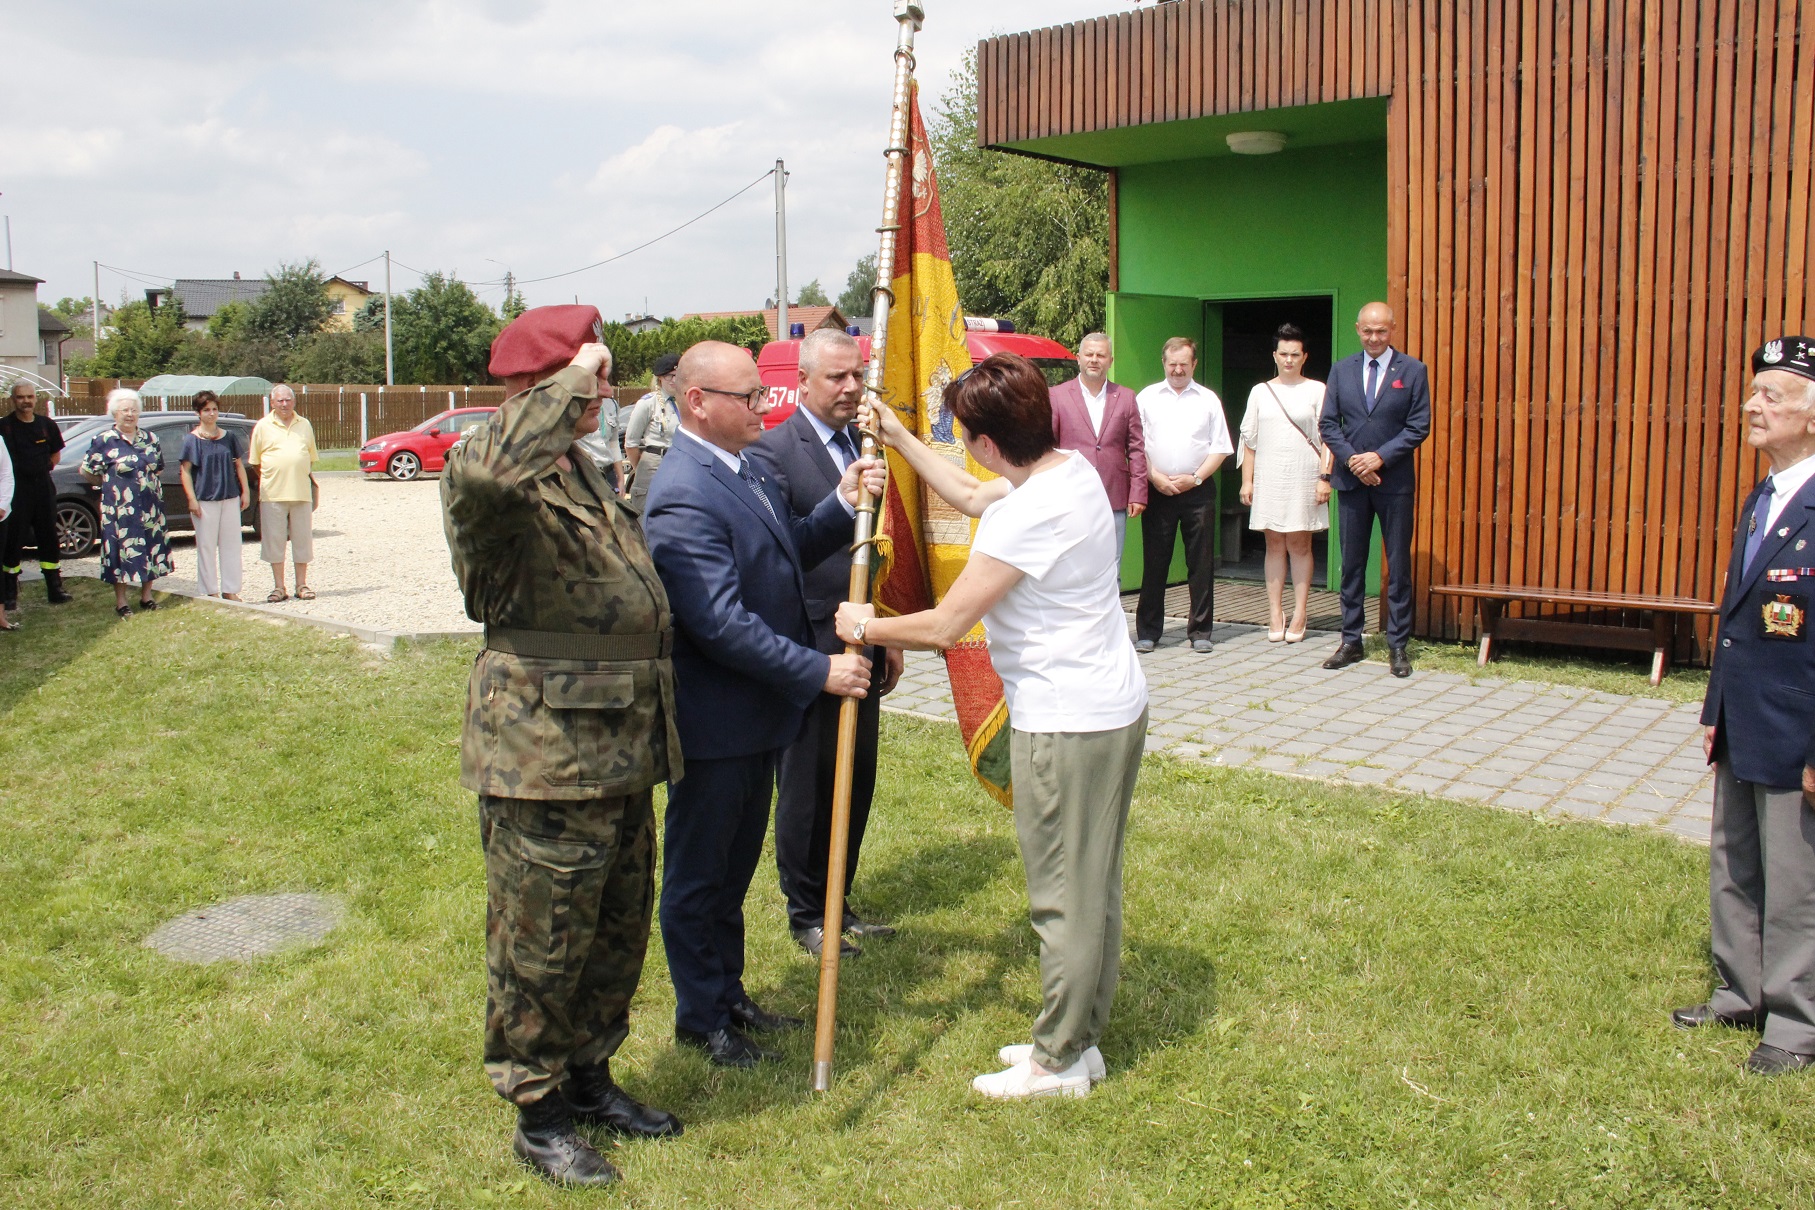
(43, 569, 72, 605)
(512, 1095, 620, 1187)
(567, 1061, 683, 1138)
(0, 570, 16, 613)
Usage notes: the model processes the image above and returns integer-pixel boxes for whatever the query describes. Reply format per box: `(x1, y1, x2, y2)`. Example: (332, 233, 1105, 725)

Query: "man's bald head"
(677, 340, 768, 452)
(1356, 301, 1395, 359)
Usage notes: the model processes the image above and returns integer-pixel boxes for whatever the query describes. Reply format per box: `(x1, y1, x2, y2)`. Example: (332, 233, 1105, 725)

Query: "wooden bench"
(1429, 584, 1720, 685)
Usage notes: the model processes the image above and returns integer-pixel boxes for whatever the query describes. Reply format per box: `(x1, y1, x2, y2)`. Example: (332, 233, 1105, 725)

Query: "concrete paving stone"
(1393, 741, 1443, 758)
(1448, 737, 1502, 756)
(1604, 805, 1662, 825)
(1151, 722, 1197, 738)
(1211, 747, 1255, 767)
(1547, 751, 1600, 770)
(1595, 759, 1659, 779)
(1389, 772, 1451, 794)
(1297, 759, 1349, 778)
(1176, 712, 1219, 727)
(1460, 769, 1517, 788)
(1510, 776, 1572, 796)
(1320, 746, 1376, 764)
(1665, 816, 1712, 841)
(1619, 791, 1682, 815)
(1275, 739, 1328, 757)
(1142, 734, 1172, 753)
(1447, 782, 1500, 801)
(1479, 756, 1535, 774)
(1495, 791, 1555, 812)
(1567, 781, 1626, 803)
(1254, 753, 1301, 773)
(1362, 750, 1422, 771)
(1416, 759, 1472, 781)
(1344, 765, 1396, 784)
(1678, 800, 1713, 820)
(1170, 744, 1206, 760)
(1553, 797, 1609, 819)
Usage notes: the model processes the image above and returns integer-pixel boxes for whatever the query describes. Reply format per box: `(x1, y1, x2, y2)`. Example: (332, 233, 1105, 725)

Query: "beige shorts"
(260, 500, 314, 564)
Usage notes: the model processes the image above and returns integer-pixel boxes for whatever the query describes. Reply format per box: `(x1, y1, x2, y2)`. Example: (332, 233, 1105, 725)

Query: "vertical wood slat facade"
(978, 1, 1813, 658)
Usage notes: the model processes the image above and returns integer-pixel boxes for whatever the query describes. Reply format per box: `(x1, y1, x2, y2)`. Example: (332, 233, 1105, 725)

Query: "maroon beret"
(489, 304, 606, 378)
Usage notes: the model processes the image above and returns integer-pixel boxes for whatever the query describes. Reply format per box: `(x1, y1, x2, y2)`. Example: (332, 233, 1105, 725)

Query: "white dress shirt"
(1135, 379, 1233, 477)
(1079, 379, 1108, 436)
(1362, 347, 1394, 403)
(798, 405, 860, 471)
(676, 425, 854, 515)
(1764, 449, 1815, 530)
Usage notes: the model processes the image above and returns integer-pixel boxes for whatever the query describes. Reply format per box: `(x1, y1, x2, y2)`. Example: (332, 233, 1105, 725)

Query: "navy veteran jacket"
(1703, 471, 1815, 788)
(1318, 349, 1432, 494)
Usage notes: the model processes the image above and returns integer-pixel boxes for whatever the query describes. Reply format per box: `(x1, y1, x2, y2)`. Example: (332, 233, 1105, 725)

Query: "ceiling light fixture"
(1226, 131, 1288, 155)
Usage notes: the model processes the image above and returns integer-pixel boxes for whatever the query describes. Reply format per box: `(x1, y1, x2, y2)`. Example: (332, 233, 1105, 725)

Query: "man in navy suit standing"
(750, 328, 904, 960)
(1677, 335, 1815, 1077)
(1049, 332, 1146, 560)
(643, 340, 885, 1069)
(1317, 301, 1432, 678)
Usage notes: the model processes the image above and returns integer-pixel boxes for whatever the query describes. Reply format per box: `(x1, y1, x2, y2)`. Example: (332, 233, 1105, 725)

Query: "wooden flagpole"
(812, 0, 924, 1094)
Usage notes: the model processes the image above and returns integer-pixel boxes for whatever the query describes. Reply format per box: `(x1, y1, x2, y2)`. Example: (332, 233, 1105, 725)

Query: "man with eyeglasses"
(642, 339, 886, 1070)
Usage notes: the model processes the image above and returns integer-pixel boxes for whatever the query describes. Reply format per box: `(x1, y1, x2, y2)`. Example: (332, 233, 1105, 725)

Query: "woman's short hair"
(106, 387, 142, 418)
(192, 389, 220, 410)
(944, 353, 1054, 468)
(1273, 323, 1307, 352)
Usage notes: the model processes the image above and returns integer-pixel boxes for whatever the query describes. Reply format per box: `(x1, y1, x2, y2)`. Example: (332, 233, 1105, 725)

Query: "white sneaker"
(997, 1043, 1106, 1083)
(971, 1057, 1091, 1099)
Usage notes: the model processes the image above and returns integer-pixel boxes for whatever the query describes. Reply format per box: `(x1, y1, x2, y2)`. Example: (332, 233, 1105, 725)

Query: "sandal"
(0, 617, 19, 632)
(267, 589, 289, 603)
(115, 605, 133, 619)
(138, 598, 158, 612)
(295, 586, 317, 600)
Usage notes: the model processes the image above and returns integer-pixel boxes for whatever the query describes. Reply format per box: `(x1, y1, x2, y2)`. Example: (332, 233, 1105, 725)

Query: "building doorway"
(1203, 295, 1334, 585)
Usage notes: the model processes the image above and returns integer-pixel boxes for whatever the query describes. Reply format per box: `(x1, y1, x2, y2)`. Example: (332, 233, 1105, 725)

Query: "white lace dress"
(1237, 378, 1329, 533)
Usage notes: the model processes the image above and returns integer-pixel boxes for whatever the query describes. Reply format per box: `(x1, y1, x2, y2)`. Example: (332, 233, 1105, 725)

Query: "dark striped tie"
(738, 456, 779, 522)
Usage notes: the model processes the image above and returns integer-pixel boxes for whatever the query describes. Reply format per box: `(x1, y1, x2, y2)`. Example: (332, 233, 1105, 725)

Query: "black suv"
(51, 411, 262, 558)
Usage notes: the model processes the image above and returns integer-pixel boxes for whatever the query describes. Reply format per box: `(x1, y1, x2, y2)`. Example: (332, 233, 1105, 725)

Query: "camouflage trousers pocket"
(492, 828, 613, 980)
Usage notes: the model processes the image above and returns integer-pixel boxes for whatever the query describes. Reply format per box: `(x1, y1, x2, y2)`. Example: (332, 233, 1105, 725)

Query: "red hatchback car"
(358, 407, 498, 480)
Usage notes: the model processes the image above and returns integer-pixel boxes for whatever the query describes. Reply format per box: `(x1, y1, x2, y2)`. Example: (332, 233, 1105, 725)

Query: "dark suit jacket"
(1049, 378, 1147, 510)
(1702, 472, 1815, 788)
(1318, 348, 1432, 494)
(643, 431, 854, 761)
(748, 408, 863, 654)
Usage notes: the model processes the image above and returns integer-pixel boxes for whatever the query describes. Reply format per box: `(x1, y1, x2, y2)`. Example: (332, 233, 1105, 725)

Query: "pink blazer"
(1049, 378, 1147, 510)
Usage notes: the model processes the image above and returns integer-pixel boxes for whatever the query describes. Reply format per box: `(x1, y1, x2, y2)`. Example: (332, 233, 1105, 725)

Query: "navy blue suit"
(750, 410, 884, 933)
(1698, 469, 1815, 1053)
(643, 429, 854, 1034)
(1318, 348, 1432, 646)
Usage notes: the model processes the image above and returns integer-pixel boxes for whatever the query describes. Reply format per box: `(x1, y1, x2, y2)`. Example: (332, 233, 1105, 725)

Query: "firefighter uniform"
(0, 409, 71, 609)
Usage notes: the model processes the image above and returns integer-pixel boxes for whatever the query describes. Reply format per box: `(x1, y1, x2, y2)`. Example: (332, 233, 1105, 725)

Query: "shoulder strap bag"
(1262, 381, 1322, 452)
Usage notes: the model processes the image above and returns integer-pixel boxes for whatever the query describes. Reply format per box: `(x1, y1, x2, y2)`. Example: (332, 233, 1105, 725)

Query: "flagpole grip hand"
(837, 456, 888, 508)
(835, 602, 877, 647)
(857, 392, 908, 449)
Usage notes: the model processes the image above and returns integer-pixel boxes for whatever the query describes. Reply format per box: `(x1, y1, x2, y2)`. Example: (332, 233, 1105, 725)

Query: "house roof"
(0, 268, 45, 286)
(169, 278, 271, 320)
(682, 305, 851, 341)
(38, 309, 69, 334)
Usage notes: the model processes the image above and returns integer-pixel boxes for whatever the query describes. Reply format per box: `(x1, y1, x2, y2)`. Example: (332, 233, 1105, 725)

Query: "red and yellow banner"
(873, 83, 1012, 808)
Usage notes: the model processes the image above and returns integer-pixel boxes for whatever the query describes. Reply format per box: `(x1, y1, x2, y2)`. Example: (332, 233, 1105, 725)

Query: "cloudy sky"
(4, 1, 1132, 321)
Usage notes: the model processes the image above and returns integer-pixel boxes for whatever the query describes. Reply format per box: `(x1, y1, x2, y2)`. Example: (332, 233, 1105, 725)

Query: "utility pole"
(4, 217, 11, 270)
(774, 159, 789, 341)
(92, 261, 101, 346)
(383, 250, 394, 386)
(505, 269, 514, 313)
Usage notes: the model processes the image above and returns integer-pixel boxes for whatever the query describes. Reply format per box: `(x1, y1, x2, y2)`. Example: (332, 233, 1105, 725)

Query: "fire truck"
(756, 318, 1076, 429)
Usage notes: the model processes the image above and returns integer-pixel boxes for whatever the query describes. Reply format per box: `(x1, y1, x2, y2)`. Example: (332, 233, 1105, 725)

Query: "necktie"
(738, 456, 779, 523)
(1364, 359, 1380, 414)
(829, 428, 857, 471)
(1743, 475, 1777, 573)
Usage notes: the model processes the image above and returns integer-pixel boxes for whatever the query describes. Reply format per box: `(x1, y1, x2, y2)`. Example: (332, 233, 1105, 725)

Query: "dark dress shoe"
(675, 1026, 778, 1068)
(1746, 1043, 1815, 1075)
(513, 1095, 619, 1186)
(1322, 642, 1366, 670)
(793, 924, 860, 958)
(730, 995, 805, 1033)
(566, 1062, 683, 1138)
(1388, 646, 1412, 678)
(843, 913, 896, 939)
(1671, 1002, 1761, 1031)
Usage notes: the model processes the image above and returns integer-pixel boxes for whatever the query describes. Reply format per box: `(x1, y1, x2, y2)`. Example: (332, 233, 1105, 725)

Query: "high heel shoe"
(1284, 627, 1307, 643)
(1267, 627, 1286, 642)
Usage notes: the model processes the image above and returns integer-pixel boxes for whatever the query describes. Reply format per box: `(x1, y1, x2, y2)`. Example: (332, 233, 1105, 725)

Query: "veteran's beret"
(1753, 335, 1815, 384)
(489, 305, 606, 379)
(652, 352, 681, 377)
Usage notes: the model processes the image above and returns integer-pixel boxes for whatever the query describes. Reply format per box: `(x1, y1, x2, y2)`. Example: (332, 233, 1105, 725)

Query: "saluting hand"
(824, 650, 873, 698)
(570, 342, 613, 392)
(838, 456, 887, 507)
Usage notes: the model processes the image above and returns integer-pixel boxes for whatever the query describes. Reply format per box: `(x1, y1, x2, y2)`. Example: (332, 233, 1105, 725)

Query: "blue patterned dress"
(80, 428, 173, 584)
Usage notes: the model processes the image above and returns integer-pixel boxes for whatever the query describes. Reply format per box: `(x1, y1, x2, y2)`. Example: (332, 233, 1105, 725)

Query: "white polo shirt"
(1135, 378, 1233, 477)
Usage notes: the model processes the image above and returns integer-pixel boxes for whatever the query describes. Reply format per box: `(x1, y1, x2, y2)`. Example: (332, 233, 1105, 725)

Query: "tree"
(246, 259, 334, 349)
(502, 291, 527, 321)
(51, 296, 94, 321)
(353, 296, 387, 333)
(391, 272, 501, 384)
(287, 330, 386, 384)
(794, 279, 830, 307)
(928, 51, 1109, 347)
(74, 299, 185, 378)
(836, 254, 878, 318)
(598, 315, 771, 385)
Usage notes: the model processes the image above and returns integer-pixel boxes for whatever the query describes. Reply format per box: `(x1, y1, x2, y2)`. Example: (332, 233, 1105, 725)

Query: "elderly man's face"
(272, 389, 296, 420)
(1744, 370, 1815, 462)
(1356, 306, 1395, 359)
(1163, 349, 1197, 389)
(10, 387, 35, 419)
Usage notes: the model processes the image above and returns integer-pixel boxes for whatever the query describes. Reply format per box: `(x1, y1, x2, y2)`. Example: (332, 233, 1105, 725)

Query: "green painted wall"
(1107, 139, 1390, 593)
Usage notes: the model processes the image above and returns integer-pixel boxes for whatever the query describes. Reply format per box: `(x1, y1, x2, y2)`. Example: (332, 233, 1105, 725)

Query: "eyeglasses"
(698, 385, 769, 410)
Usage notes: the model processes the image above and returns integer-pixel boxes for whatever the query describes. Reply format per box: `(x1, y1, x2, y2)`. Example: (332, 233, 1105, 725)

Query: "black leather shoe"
(793, 925, 860, 958)
(566, 1061, 683, 1138)
(1322, 642, 1366, 670)
(843, 913, 896, 939)
(1746, 1043, 1815, 1075)
(730, 995, 805, 1033)
(1671, 1002, 1762, 1031)
(1388, 646, 1412, 678)
(675, 1026, 779, 1068)
(513, 1095, 620, 1186)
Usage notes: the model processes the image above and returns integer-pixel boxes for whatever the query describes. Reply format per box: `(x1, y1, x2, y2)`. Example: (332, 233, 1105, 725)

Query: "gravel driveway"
(49, 471, 478, 636)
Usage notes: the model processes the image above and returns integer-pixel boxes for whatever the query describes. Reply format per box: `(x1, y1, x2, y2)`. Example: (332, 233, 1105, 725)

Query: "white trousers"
(194, 498, 243, 596)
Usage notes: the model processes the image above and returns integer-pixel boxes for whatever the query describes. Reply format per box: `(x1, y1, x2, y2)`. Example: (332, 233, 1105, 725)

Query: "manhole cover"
(144, 893, 345, 964)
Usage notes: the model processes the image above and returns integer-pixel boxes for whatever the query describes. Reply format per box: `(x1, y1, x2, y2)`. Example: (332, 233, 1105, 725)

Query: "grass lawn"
(2, 582, 1808, 1207)
(1361, 635, 1712, 706)
(315, 448, 361, 473)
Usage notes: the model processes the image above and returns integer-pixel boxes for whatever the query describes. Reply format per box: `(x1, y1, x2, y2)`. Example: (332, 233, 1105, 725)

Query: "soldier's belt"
(484, 626, 673, 661)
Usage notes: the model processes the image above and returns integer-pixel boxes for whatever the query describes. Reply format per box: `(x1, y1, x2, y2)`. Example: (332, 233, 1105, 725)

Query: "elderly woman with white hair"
(79, 388, 172, 617)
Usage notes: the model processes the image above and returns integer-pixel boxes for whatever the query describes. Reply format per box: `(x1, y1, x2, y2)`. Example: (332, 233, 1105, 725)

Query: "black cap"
(1753, 335, 1815, 384)
(652, 352, 681, 376)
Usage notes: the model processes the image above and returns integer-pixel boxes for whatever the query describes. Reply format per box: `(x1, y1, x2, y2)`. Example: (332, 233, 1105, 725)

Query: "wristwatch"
(1318, 473, 1332, 482)
(1191, 475, 1203, 487)
(852, 617, 869, 644)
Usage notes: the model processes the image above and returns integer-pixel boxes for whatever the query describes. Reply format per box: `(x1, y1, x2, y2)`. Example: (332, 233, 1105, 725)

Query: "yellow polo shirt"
(248, 413, 319, 503)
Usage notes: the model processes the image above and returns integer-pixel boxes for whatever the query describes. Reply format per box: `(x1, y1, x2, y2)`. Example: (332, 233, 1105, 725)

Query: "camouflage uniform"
(622, 388, 680, 515)
(442, 363, 682, 1108)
